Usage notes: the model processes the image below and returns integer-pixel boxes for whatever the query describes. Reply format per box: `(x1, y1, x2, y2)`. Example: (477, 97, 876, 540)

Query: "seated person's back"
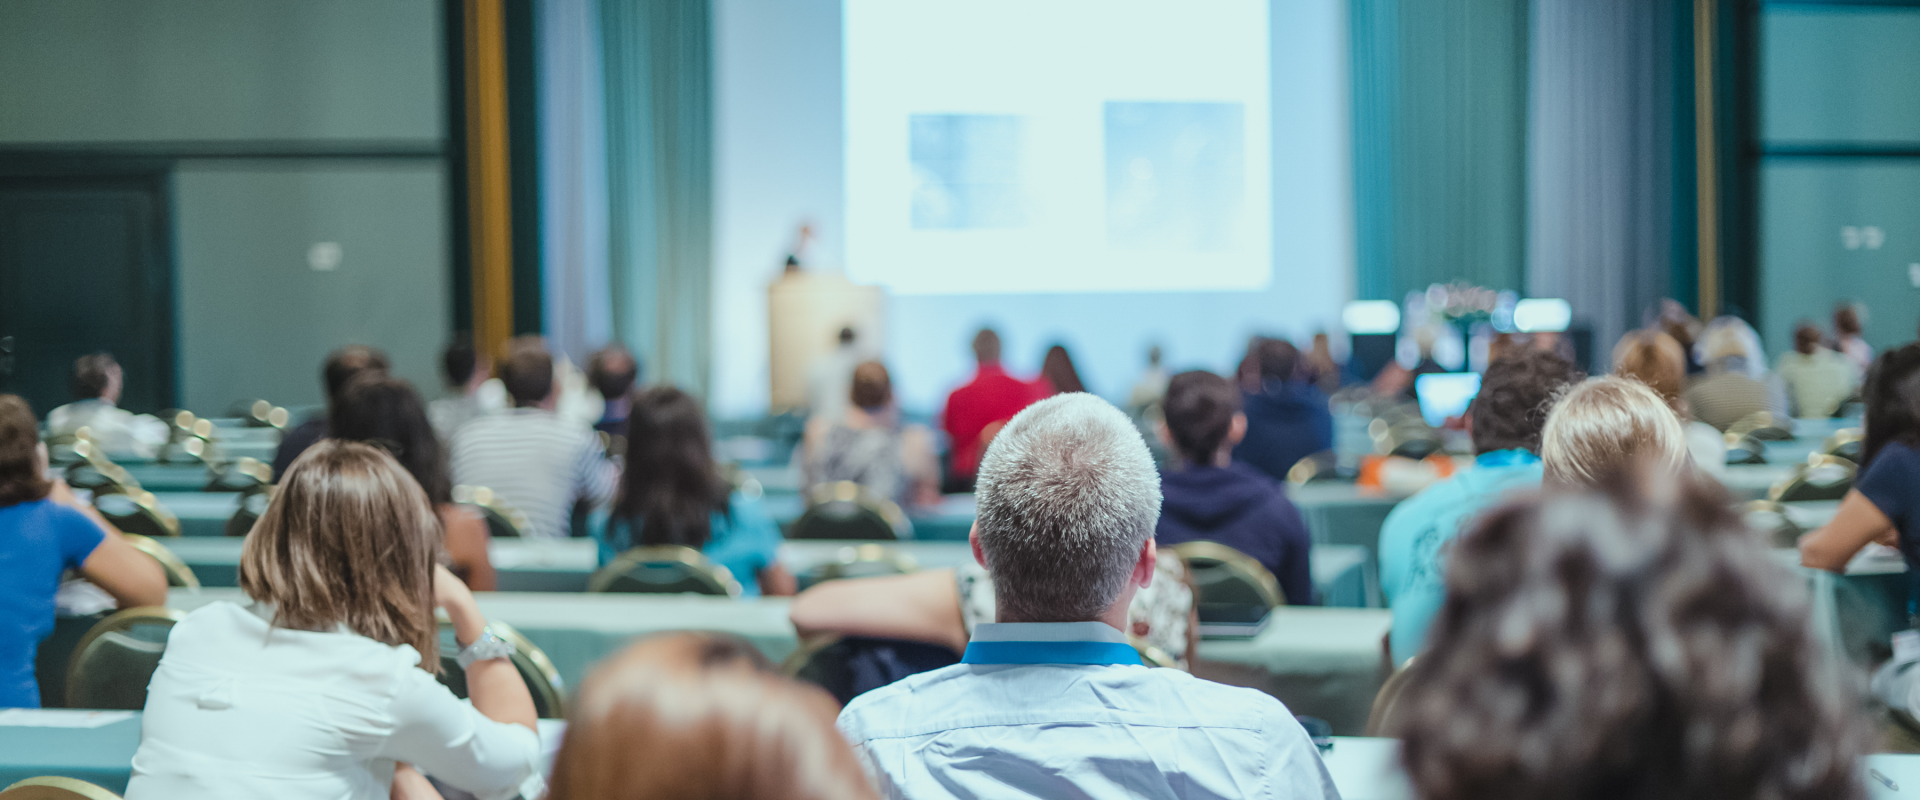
(451, 344, 616, 540)
(45, 353, 169, 459)
(273, 345, 390, 479)
(838, 394, 1337, 800)
(1776, 323, 1854, 419)
(942, 328, 1043, 483)
(1231, 338, 1333, 482)
(1154, 370, 1313, 605)
(805, 361, 940, 509)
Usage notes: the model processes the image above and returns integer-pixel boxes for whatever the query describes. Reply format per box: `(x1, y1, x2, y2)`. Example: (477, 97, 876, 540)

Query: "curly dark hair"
(1469, 349, 1580, 454)
(1861, 343, 1920, 470)
(1394, 471, 1866, 800)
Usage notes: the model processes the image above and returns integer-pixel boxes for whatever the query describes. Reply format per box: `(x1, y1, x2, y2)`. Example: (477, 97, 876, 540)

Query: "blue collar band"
(1475, 449, 1541, 468)
(961, 640, 1143, 666)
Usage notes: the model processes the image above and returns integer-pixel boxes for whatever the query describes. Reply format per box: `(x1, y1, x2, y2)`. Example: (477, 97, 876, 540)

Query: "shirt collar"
(1474, 449, 1541, 468)
(962, 622, 1142, 666)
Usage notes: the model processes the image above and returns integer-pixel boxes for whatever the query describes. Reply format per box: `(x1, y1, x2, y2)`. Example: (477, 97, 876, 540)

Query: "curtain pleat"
(539, 0, 614, 364)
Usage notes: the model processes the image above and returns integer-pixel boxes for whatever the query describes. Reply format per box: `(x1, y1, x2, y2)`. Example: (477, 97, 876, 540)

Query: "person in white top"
(126, 440, 544, 800)
(45, 353, 169, 460)
(836, 394, 1338, 800)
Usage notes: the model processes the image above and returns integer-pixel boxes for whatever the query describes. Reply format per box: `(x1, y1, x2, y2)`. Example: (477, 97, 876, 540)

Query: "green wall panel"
(1761, 8, 1920, 145)
(1759, 161, 1920, 361)
(174, 163, 451, 414)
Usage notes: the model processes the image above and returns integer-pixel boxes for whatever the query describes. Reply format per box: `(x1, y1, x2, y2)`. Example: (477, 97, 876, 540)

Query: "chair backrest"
(1741, 500, 1804, 548)
(433, 620, 567, 718)
(454, 485, 531, 538)
(1770, 455, 1858, 503)
(93, 491, 180, 538)
(1285, 450, 1339, 487)
(122, 534, 200, 590)
(588, 545, 741, 596)
(782, 633, 960, 707)
(66, 607, 184, 710)
(1365, 656, 1419, 737)
(204, 457, 272, 493)
(224, 489, 274, 538)
(244, 399, 291, 430)
(1823, 428, 1864, 464)
(1728, 411, 1792, 441)
(1129, 635, 1184, 671)
(62, 440, 139, 496)
(788, 481, 910, 541)
(0, 776, 123, 800)
(1167, 541, 1284, 623)
(798, 543, 918, 590)
(1723, 433, 1767, 465)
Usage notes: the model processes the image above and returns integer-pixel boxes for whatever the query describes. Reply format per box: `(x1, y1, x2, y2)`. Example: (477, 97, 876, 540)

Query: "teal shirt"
(589, 492, 784, 597)
(1377, 450, 1543, 665)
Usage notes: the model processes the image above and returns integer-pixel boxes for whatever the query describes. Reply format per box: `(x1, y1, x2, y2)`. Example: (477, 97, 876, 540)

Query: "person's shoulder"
(1128, 668, 1300, 728)
(837, 663, 973, 741)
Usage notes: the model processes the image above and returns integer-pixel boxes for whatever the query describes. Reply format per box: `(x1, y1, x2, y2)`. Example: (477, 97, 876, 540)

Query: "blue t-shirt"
(1858, 441, 1920, 569)
(1377, 450, 1543, 665)
(589, 492, 784, 597)
(0, 499, 107, 708)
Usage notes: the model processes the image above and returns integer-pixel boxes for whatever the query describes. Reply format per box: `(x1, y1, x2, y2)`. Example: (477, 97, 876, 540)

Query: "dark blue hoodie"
(1155, 461, 1315, 606)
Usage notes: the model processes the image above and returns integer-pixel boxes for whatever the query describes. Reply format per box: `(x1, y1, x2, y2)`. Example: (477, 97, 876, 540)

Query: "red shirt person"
(942, 329, 1044, 483)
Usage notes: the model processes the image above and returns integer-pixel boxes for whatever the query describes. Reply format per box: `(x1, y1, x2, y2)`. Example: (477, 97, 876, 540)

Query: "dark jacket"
(1155, 462, 1315, 606)
(1232, 383, 1334, 483)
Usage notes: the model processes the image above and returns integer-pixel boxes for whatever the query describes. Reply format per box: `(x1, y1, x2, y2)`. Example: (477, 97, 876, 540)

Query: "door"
(0, 175, 174, 416)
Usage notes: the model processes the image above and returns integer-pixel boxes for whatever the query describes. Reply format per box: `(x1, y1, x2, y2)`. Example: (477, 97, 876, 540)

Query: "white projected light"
(1342, 300, 1401, 334)
(844, 0, 1272, 295)
(1513, 299, 1573, 333)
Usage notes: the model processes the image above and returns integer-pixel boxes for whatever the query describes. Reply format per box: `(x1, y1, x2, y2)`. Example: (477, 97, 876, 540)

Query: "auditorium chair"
(1167, 541, 1284, 624)
(797, 543, 918, 590)
(1769, 455, 1857, 503)
(0, 776, 123, 800)
(783, 633, 959, 706)
(1741, 500, 1804, 549)
(239, 398, 292, 430)
(93, 491, 180, 539)
(453, 485, 533, 538)
(121, 534, 200, 589)
(204, 456, 272, 492)
(224, 489, 273, 537)
(434, 620, 567, 719)
(587, 545, 741, 596)
(65, 607, 185, 711)
(1365, 656, 1419, 737)
(62, 440, 139, 497)
(1728, 411, 1793, 442)
(1822, 428, 1864, 465)
(788, 481, 910, 541)
(1285, 450, 1340, 487)
(1724, 432, 1767, 465)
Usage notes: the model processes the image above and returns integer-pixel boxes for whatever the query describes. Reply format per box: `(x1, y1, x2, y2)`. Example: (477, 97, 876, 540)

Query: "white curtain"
(537, 0, 614, 365)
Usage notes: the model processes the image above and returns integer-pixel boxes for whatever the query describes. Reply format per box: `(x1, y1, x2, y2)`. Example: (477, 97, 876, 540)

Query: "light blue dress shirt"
(1377, 449, 1544, 665)
(837, 621, 1341, 800)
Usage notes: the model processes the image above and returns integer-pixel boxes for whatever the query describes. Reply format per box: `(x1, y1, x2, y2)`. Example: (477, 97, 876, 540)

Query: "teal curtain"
(1352, 0, 1530, 301)
(601, 0, 712, 398)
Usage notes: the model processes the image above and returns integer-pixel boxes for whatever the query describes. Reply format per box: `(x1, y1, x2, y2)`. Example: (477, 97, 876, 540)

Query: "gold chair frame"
(809, 543, 919, 584)
(795, 481, 912, 540)
(1365, 656, 1418, 737)
(1166, 541, 1285, 610)
(0, 776, 123, 800)
(1741, 499, 1804, 549)
(1768, 454, 1858, 503)
(92, 490, 181, 538)
(122, 534, 200, 590)
(453, 485, 533, 538)
(65, 606, 185, 709)
(587, 544, 743, 597)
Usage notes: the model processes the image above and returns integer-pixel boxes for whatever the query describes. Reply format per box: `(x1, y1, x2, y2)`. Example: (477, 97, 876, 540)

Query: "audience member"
(1777, 321, 1855, 418)
(585, 343, 640, 437)
(1232, 337, 1334, 483)
(126, 441, 542, 799)
(807, 327, 864, 422)
(1650, 298, 1705, 374)
(1038, 343, 1087, 395)
(1378, 350, 1578, 664)
(1396, 474, 1864, 800)
(1154, 370, 1314, 605)
(272, 345, 390, 479)
(1684, 317, 1790, 431)
(1541, 376, 1690, 488)
(1303, 332, 1343, 395)
(1611, 328, 1725, 475)
(836, 394, 1335, 800)
(451, 344, 616, 540)
(1835, 301, 1874, 378)
(594, 387, 795, 596)
(0, 394, 166, 708)
(428, 335, 499, 441)
(940, 328, 1042, 488)
(1126, 344, 1169, 411)
(331, 374, 496, 591)
(802, 361, 940, 509)
(546, 632, 877, 800)
(44, 353, 170, 459)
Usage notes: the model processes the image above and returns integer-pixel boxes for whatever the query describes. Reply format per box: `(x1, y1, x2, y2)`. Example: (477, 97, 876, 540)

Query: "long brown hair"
(1395, 471, 1865, 800)
(0, 395, 51, 508)
(613, 387, 729, 551)
(239, 440, 442, 667)
(547, 632, 877, 800)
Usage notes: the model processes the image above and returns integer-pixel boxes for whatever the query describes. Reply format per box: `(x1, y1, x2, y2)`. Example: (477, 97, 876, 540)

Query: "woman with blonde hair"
(127, 440, 542, 800)
(547, 632, 878, 800)
(1541, 376, 1692, 488)
(1612, 328, 1725, 475)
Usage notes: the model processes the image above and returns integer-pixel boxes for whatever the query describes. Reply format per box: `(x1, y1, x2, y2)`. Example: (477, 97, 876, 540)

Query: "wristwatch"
(456, 626, 516, 670)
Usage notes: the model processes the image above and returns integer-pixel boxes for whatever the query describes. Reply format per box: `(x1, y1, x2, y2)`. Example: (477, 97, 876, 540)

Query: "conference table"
(5, 710, 1917, 799)
(153, 538, 1379, 609)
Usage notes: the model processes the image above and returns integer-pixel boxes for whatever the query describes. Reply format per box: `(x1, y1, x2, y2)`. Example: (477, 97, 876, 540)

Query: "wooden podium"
(767, 271, 884, 412)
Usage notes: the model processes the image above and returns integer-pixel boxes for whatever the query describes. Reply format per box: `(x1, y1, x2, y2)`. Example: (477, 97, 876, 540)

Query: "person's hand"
(433, 564, 486, 646)
(391, 764, 445, 800)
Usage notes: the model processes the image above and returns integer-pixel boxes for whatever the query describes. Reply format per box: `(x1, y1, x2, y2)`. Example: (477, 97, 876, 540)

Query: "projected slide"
(845, 0, 1271, 295)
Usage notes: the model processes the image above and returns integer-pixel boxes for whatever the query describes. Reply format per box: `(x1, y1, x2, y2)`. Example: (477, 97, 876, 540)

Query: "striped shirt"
(449, 409, 617, 540)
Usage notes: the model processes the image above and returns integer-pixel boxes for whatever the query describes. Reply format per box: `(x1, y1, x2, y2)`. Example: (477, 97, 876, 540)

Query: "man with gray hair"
(837, 394, 1339, 800)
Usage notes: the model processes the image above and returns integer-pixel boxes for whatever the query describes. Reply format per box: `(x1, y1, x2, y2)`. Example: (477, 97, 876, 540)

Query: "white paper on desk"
(0, 709, 134, 728)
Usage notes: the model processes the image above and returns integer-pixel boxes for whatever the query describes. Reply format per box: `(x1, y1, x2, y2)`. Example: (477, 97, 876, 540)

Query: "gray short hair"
(974, 393, 1162, 622)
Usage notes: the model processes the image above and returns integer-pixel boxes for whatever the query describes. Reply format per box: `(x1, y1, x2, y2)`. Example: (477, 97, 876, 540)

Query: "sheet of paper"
(0, 709, 135, 728)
